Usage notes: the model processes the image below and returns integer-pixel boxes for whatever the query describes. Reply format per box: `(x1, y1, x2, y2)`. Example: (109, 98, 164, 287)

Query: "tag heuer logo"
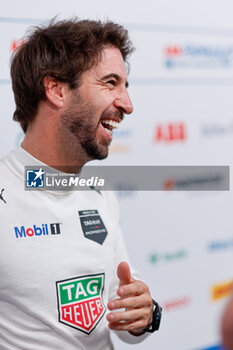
(78, 210, 108, 245)
(56, 273, 106, 334)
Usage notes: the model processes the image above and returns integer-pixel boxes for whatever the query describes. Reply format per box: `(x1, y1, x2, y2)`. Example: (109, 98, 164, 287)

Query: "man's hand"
(106, 261, 153, 335)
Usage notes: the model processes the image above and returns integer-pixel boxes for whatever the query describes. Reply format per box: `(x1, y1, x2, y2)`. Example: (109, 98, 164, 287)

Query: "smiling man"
(0, 19, 161, 349)
(21, 45, 133, 172)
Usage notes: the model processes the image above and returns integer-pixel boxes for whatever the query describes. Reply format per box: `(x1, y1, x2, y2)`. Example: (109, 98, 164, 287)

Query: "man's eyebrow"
(100, 73, 129, 88)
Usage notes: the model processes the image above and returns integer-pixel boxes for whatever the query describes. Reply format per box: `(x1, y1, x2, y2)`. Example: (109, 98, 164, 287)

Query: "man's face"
(60, 46, 133, 162)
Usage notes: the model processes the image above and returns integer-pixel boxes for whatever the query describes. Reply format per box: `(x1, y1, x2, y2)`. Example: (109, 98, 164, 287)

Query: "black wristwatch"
(144, 299, 162, 333)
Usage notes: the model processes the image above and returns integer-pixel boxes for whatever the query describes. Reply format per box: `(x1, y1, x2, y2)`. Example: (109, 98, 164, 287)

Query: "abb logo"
(154, 123, 186, 142)
(11, 39, 26, 52)
(164, 46, 182, 57)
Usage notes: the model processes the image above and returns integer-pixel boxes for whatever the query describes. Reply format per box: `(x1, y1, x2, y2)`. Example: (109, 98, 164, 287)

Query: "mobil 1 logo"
(78, 210, 108, 245)
(14, 222, 61, 238)
(56, 273, 106, 334)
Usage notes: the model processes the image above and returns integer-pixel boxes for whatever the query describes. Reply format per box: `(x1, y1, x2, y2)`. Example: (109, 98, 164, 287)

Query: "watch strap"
(144, 299, 162, 333)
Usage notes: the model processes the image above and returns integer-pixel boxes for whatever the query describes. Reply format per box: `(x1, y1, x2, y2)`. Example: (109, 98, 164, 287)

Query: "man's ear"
(43, 75, 66, 108)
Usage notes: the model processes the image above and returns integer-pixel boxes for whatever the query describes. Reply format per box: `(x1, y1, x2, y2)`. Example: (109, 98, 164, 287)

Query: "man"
(0, 19, 161, 349)
(221, 296, 233, 349)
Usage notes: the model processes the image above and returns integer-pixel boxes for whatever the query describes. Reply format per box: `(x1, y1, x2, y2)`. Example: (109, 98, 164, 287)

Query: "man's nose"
(113, 89, 134, 115)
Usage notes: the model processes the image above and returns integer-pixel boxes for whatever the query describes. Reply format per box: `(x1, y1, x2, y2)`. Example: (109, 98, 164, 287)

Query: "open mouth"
(101, 119, 119, 137)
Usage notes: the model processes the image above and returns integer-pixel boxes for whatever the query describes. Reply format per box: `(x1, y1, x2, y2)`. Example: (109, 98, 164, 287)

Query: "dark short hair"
(10, 18, 134, 132)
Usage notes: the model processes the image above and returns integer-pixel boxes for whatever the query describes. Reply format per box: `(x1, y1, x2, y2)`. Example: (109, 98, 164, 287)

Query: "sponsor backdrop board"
(1, 1, 233, 349)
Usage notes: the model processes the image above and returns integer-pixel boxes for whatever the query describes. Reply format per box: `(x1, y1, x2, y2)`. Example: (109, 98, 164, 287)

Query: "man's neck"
(22, 127, 86, 174)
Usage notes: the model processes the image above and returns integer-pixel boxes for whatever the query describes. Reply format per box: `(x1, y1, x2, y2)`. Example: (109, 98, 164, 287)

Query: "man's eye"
(106, 80, 116, 86)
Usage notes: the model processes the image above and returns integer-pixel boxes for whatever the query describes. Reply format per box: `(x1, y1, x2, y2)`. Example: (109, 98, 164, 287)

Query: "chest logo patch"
(56, 273, 106, 334)
(78, 210, 108, 245)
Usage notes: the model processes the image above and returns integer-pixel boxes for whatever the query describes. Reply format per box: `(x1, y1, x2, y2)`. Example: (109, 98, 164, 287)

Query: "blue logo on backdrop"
(113, 128, 132, 139)
(26, 169, 45, 188)
(208, 239, 233, 252)
(164, 44, 233, 69)
(198, 345, 225, 350)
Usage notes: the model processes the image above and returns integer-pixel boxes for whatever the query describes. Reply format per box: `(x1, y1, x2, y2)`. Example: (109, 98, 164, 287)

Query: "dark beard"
(60, 94, 113, 162)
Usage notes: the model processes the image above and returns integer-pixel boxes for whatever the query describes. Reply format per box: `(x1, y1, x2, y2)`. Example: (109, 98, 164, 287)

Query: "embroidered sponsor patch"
(78, 210, 108, 245)
(56, 273, 106, 334)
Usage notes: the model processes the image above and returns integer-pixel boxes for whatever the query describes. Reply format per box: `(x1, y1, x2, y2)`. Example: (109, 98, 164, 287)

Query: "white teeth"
(104, 127, 113, 136)
(102, 119, 119, 129)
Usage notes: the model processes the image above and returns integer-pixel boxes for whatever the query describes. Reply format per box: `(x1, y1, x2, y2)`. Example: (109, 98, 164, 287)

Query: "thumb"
(117, 261, 133, 287)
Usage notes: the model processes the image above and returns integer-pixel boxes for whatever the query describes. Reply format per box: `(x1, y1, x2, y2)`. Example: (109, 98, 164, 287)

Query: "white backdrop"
(1, 1, 233, 349)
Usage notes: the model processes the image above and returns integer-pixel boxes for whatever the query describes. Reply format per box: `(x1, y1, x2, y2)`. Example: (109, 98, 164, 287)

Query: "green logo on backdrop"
(149, 249, 187, 264)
